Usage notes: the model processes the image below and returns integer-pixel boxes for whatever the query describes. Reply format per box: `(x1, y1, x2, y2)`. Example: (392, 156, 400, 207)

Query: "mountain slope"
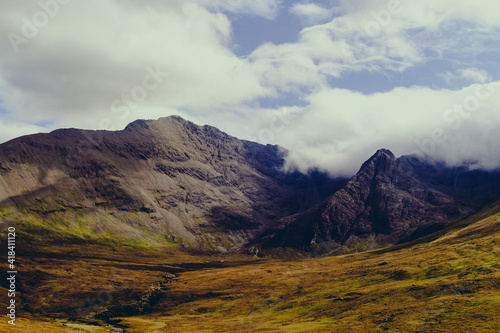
(0, 116, 343, 251)
(257, 149, 500, 252)
(1, 186, 499, 332)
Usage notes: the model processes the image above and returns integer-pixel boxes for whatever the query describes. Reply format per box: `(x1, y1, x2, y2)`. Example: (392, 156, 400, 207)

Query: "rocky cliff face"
(256, 149, 500, 252)
(0, 116, 343, 251)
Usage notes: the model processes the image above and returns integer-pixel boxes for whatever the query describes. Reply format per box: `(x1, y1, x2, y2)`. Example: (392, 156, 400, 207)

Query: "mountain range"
(1, 116, 500, 332)
(1, 116, 499, 255)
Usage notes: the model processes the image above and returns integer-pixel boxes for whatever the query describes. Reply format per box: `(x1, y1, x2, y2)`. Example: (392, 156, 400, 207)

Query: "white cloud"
(0, 0, 270, 134)
(459, 69, 489, 83)
(249, 0, 500, 94)
(273, 80, 500, 176)
(193, 0, 283, 19)
(0, 118, 47, 144)
(1, 0, 500, 177)
(190, 78, 500, 176)
(441, 68, 489, 86)
(290, 3, 334, 24)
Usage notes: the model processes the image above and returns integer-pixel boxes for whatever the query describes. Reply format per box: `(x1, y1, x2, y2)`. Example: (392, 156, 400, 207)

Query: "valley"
(0, 117, 499, 332)
(1, 194, 499, 332)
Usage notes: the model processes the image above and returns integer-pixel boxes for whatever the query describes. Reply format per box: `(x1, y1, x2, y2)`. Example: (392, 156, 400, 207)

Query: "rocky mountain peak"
(358, 148, 397, 173)
(256, 147, 500, 253)
(373, 148, 395, 159)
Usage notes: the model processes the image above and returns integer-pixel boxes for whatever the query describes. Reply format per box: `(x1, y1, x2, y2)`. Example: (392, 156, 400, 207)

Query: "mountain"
(2, 118, 499, 332)
(0, 116, 344, 252)
(1, 117, 499, 255)
(256, 149, 500, 253)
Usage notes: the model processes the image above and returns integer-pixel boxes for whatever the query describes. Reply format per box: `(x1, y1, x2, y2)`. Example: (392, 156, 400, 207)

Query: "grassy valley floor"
(1, 203, 500, 332)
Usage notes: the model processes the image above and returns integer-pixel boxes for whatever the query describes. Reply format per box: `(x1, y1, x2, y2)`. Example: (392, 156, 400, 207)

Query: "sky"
(1, 0, 500, 176)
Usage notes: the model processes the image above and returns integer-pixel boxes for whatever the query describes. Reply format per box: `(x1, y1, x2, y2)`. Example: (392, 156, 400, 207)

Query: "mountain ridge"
(255, 147, 500, 254)
(0, 116, 345, 252)
(1, 116, 500, 255)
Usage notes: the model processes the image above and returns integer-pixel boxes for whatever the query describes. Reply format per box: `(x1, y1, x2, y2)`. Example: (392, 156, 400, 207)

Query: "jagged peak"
(373, 148, 395, 159)
(357, 149, 396, 174)
(365, 148, 396, 163)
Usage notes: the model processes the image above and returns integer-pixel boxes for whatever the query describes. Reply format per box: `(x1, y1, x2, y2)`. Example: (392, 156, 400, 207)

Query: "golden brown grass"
(1, 201, 499, 332)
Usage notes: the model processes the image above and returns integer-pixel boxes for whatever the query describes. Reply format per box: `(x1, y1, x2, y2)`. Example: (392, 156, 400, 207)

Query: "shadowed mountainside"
(256, 149, 500, 253)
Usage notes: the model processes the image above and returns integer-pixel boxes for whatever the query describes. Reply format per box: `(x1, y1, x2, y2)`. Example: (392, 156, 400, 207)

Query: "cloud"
(290, 3, 335, 24)
(249, 0, 500, 94)
(179, 77, 500, 177)
(441, 68, 489, 86)
(0, 118, 46, 143)
(0, 0, 269, 134)
(1, 0, 500, 178)
(458, 69, 489, 83)
(192, 0, 283, 19)
(272, 80, 500, 176)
